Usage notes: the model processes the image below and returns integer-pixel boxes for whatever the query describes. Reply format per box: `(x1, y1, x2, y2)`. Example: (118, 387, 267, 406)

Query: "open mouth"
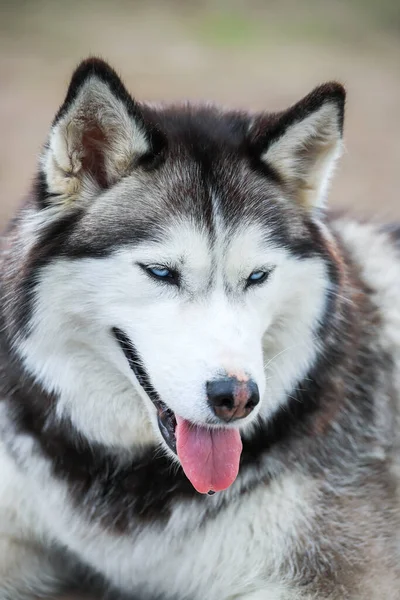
(113, 327, 243, 495)
(112, 327, 177, 453)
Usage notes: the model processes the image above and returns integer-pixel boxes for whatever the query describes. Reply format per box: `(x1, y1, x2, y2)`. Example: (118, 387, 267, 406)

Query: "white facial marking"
(18, 217, 328, 451)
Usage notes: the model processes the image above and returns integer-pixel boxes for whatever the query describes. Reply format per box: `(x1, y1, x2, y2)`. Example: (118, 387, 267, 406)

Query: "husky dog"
(0, 58, 399, 600)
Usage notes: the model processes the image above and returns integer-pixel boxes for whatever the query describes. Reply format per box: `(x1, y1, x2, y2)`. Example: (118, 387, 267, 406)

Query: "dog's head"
(13, 59, 345, 493)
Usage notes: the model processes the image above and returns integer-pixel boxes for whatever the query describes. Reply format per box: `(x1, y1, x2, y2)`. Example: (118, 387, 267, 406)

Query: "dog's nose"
(206, 377, 260, 422)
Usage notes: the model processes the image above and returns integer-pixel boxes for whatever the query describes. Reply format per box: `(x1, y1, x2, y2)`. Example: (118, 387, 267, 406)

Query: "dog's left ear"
(251, 83, 345, 209)
(40, 58, 163, 205)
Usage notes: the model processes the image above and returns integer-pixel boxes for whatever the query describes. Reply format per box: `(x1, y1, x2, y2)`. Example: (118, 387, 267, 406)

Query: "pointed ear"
(251, 83, 345, 209)
(40, 58, 164, 205)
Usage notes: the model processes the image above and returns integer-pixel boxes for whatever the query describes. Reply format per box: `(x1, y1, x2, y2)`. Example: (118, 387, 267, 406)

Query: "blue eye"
(246, 270, 270, 287)
(249, 271, 265, 281)
(149, 267, 171, 278)
(141, 264, 180, 286)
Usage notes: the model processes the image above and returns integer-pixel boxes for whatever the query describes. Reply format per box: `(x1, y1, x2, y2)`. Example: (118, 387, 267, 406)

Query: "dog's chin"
(112, 327, 178, 454)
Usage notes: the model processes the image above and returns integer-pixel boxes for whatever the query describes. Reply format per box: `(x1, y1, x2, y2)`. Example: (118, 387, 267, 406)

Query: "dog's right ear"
(39, 58, 163, 207)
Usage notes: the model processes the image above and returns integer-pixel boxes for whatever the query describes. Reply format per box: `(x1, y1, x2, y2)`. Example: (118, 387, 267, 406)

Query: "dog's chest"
(37, 472, 314, 600)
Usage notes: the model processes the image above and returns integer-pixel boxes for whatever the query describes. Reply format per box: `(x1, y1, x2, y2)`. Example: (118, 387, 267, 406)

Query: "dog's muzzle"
(113, 327, 245, 496)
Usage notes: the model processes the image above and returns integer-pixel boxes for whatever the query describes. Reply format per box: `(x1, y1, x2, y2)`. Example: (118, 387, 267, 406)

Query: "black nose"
(206, 377, 260, 422)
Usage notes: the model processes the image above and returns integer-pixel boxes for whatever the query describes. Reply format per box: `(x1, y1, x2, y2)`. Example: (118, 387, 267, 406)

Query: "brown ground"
(1, 0, 400, 228)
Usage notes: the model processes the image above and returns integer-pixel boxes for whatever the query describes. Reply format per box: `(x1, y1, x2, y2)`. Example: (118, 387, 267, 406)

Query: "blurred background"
(1, 0, 399, 226)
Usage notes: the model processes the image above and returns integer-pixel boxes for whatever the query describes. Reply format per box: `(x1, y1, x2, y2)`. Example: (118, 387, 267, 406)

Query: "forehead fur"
(3, 97, 332, 337)
(39, 103, 318, 260)
(30, 57, 343, 265)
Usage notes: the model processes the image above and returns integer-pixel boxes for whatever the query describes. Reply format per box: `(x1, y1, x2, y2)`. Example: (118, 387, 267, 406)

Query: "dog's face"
(15, 59, 344, 492)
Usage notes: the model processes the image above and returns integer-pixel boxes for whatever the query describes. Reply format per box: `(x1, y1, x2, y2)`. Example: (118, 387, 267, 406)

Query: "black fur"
(12, 86, 341, 334)
(0, 204, 358, 529)
(53, 57, 166, 159)
(0, 235, 381, 531)
(33, 167, 59, 208)
(37, 57, 166, 210)
(249, 82, 345, 158)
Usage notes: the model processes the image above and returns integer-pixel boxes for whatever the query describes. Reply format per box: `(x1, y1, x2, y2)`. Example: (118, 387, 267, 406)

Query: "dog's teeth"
(207, 490, 215, 496)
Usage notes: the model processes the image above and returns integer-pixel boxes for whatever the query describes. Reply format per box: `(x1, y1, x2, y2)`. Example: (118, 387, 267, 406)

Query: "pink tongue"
(175, 415, 243, 494)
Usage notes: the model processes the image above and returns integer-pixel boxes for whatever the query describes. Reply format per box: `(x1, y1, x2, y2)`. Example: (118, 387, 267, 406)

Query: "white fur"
(7, 215, 330, 599)
(261, 103, 343, 208)
(0, 413, 317, 600)
(42, 77, 149, 203)
(18, 219, 328, 449)
(0, 424, 63, 599)
(332, 218, 400, 447)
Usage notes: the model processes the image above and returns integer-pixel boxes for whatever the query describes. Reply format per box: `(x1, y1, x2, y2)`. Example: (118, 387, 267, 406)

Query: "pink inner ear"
(81, 122, 109, 189)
